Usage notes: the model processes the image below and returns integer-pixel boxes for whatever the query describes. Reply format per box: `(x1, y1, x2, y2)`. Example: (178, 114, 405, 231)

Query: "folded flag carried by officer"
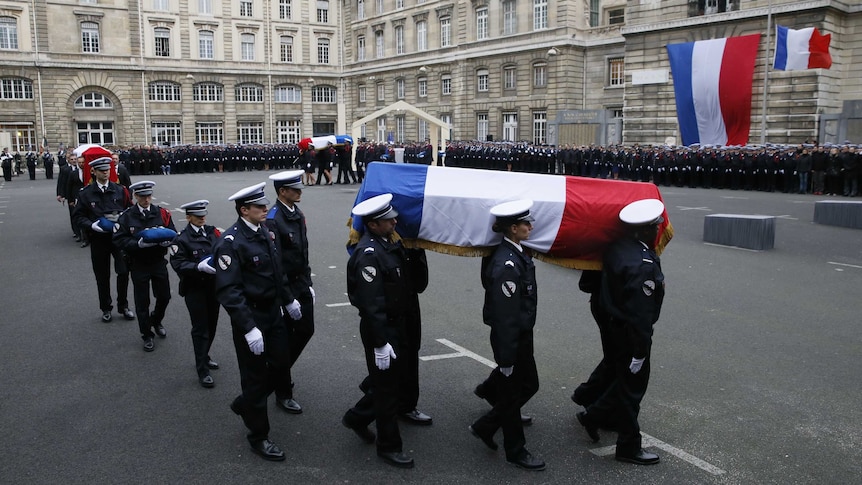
(138, 227, 178, 243)
(96, 216, 116, 233)
(347, 163, 672, 270)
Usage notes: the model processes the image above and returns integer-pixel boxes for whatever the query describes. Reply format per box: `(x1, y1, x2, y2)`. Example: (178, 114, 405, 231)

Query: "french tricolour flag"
(666, 34, 761, 147)
(773, 25, 832, 71)
(348, 163, 672, 269)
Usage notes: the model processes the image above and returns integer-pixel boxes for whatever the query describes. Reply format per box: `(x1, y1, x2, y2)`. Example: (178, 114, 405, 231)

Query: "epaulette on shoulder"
(363, 247, 375, 253)
(266, 206, 278, 220)
(505, 260, 515, 267)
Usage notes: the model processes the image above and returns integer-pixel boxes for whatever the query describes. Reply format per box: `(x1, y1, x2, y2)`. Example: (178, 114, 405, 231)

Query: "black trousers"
(572, 297, 615, 409)
(275, 291, 314, 400)
(183, 283, 219, 378)
(472, 330, 539, 460)
(336, 161, 356, 183)
(131, 260, 171, 339)
(231, 306, 291, 443)
(68, 204, 82, 238)
(584, 319, 651, 455)
(343, 341, 407, 453)
(89, 233, 129, 312)
(398, 307, 421, 413)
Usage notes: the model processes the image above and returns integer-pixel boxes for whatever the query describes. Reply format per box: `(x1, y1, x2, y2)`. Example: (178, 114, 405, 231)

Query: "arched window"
(235, 83, 263, 102)
(148, 81, 181, 101)
(194, 82, 223, 102)
(74, 92, 112, 108)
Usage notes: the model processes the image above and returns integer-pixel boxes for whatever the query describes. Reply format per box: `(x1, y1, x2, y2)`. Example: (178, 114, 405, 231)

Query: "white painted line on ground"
(703, 242, 761, 252)
(677, 206, 711, 211)
(828, 261, 862, 270)
(325, 302, 352, 307)
(720, 196, 749, 200)
(420, 338, 497, 369)
(328, 265, 337, 269)
(419, 352, 464, 361)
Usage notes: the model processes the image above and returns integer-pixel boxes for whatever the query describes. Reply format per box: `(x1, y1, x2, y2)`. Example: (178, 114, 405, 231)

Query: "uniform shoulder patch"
(218, 254, 232, 270)
(505, 260, 515, 267)
(643, 280, 655, 296)
(361, 266, 377, 282)
(168, 244, 178, 256)
(501, 280, 517, 297)
(224, 234, 235, 241)
(363, 247, 375, 253)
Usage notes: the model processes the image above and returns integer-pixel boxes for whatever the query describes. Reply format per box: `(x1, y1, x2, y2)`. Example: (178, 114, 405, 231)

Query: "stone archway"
(351, 100, 451, 166)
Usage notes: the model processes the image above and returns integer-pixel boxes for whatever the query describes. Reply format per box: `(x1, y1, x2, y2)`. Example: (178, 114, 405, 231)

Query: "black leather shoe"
(400, 409, 432, 425)
(276, 397, 302, 414)
(615, 449, 660, 465)
(250, 439, 286, 462)
(576, 411, 600, 442)
(120, 308, 135, 320)
(342, 416, 375, 444)
(200, 375, 214, 388)
(468, 425, 498, 451)
(80, 241, 90, 248)
(101, 311, 113, 323)
(507, 450, 546, 471)
(206, 359, 219, 370)
(377, 450, 414, 468)
(73, 235, 81, 242)
(154, 324, 166, 338)
(521, 414, 533, 425)
(142, 337, 154, 352)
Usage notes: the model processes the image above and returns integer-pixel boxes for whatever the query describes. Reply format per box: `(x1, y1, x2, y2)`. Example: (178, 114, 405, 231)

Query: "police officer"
(72, 157, 134, 322)
(468, 199, 545, 471)
(215, 182, 291, 462)
(571, 269, 615, 413)
(114, 181, 176, 352)
(170, 200, 221, 387)
(341, 194, 415, 469)
(266, 170, 314, 414)
(575, 199, 666, 466)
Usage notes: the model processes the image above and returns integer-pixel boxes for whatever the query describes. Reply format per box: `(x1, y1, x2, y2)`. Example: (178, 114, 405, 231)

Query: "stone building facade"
(0, 0, 859, 152)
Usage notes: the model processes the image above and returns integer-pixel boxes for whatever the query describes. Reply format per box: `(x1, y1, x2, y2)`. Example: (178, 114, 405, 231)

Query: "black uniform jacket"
(600, 237, 665, 359)
(265, 202, 312, 302)
(73, 182, 130, 234)
(481, 239, 538, 367)
(170, 224, 220, 296)
(113, 204, 176, 268)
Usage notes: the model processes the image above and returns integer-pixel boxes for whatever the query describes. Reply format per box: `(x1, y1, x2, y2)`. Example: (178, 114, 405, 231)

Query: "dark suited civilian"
(341, 194, 415, 469)
(266, 170, 315, 414)
(64, 156, 88, 245)
(72, 157, 134, 322)
(114, 181, 176, 352)
(215, 182, 291, 462)
(112, 153, 132, 188)
(468, 199, 544, 471)
(576, 199, 666, 466)
(170, 200, 221, 387)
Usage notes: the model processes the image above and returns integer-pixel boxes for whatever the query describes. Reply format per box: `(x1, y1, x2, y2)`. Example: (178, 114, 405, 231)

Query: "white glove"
(374, 343, 397, 370)
(90, 221, 106, 233)
(285, 299, 302, 320)
(137, 238, 157, 248)
(629, 357, 645, 374)
(309, 287, 316, 305)
(499, 366, 514, 377)
(197, 257, 216, 274)
(244, 327, 264, 355)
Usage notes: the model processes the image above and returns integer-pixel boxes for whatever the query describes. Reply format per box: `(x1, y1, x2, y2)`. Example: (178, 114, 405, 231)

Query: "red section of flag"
(808, 28, 832, 69)
(718, 34, 761, 146)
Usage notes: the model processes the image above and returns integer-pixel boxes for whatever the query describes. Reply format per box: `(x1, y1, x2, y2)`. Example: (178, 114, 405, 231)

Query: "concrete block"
(813, 200, 862, 229)
(703, 214, 776, 250)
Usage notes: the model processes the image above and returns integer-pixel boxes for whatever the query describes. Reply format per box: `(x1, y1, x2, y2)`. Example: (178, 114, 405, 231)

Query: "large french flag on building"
(347, 163, 672, 269)
(773, 25, 832, 71)
(666, 34, 761, 147)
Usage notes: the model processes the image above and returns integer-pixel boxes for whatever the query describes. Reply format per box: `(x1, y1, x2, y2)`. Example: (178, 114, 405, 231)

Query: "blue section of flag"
(774, 25, 790, 71)
(666, 41, 699, 145)
(351, 162, 429, 240)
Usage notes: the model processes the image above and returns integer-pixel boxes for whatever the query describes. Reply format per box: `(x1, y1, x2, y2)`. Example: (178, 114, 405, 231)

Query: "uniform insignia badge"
(362, 266, 377, 282)
(501, 281, 517, 297)
(218, 254, 232, 270)
(224, 234, 235, 241)
(505, 260, 515, 267)
(168, 244, 178, 256)
(364, 247, 375, 253)
(643, 280, 655, 296)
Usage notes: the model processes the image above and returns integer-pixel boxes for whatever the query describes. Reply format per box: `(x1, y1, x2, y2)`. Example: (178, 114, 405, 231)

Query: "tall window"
(502, 113, 518, 141)
(317, 38, 330, 64)
(356, 35, 365, 61)
(589, 0, 599, 27)
(153, 0, 169, 11)
(376, 0, 384, 14)
(274, 85, 301, 103)
(440, 17, 450, 47)
(688, 0, 739, 17)
(416, 21, 427, 51)
(358, 84, 366, 102)
(276, 120, 301, 144)
(476, 8, 488, 40)
(151, 122, 181, 146)
(238, 122, 263, 144)
(477, 69, 489, 93)
(240, 33, 255, 61)
(81, 22, 100, 53)
(417, 77, 427, 98)
(533, 62, 547, 87)
(148, 81, 181, 101)
(280, 36, 293, 62)
(312, 85, 336, 103)
(503, 66, 516, 90)
(75, 92, 112, 108)
(417, 119, 428, 142)
(608, 57, 624, 87)
(477, 113, 488, 141)
(396, 79, 405, 99)
(608, 8, 624, 25)
(0, 78, 33, 99)
(193, 83, 223, 102)
(396, 0, 403, 8)
(235, 83, 263, 102)
(357, 0, 365, 20)
(196, 122, 223, 144)
(377, 82, 385, 101)
(198, 0, 212, 15)
(534, 0, 548, 30)
(199, 30, 214, 59)
(240, 0, 253, 17)
(396, 116, 405, 143)
(317, 0, 329, 23)
(502, 0, 516, 35)
(532, 111, 547, 144)
(279, 0, 292, 19)
(441, 74, 451, 95)
(377, 117, 386, 143)
(0, 17, 18, 50)
(375, 31, 384, 58)
(154, 28, 170, 57)
(395, 26, 404, 55)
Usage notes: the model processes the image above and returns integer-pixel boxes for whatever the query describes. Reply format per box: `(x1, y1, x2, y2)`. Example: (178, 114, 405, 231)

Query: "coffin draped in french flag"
(297, 134, 353, 151)
(347, 163, 673, 270)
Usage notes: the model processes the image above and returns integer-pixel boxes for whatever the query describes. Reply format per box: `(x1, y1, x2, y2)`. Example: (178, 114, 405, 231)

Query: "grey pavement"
(0, 172, 860, 484)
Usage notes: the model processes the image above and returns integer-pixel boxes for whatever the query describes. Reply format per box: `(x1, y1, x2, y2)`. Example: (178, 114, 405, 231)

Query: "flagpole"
(760, 0, 773, 145)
